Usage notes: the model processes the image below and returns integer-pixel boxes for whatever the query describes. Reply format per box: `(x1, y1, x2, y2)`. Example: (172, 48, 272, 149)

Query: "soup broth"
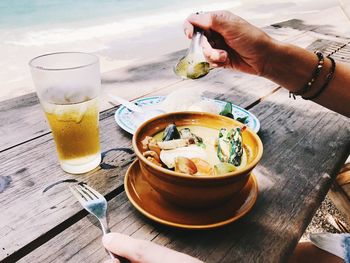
(154, 125, 249, 169)
(139, 123, 252, 176)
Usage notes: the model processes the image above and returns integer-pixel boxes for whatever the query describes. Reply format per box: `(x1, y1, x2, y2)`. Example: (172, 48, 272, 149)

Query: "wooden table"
(1, 22, 349, 263)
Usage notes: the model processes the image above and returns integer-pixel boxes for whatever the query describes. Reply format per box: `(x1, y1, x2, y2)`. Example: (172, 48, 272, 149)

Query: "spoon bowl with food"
(174, 27, 210, 79)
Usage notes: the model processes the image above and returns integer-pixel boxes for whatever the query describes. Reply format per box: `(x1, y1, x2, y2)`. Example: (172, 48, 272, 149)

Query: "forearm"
(263, 41, 350, 117)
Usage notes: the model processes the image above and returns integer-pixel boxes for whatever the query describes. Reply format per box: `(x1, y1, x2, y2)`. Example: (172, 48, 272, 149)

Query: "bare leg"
(288, 242, 343, 263)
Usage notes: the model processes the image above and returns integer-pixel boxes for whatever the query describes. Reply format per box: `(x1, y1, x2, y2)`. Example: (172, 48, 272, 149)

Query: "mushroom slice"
(157, 139, 189, 150)
(160, 145, 207, 169)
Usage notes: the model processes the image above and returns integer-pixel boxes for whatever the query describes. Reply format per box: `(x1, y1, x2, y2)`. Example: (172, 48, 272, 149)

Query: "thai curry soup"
(141, 124, 251, 176)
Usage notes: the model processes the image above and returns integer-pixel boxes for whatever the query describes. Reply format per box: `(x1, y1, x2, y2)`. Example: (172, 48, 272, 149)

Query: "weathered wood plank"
(17, 89, 350, 263)
(0, 93, 48, 151)
(216, 89, 350, 263)
(271, 5, 350, 39)
(0, 67, 278, 261)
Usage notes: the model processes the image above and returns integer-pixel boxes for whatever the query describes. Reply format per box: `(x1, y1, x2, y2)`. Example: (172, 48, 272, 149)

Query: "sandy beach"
(1, 0, 349, 102)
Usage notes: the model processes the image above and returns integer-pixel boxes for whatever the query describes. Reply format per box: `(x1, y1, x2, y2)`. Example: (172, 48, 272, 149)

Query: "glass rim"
(28, 52, 99, 71)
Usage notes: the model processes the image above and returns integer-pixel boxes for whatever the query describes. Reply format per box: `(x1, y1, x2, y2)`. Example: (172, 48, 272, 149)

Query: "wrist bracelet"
(302, 56, 336, 100)
(289, 51, 324, 99)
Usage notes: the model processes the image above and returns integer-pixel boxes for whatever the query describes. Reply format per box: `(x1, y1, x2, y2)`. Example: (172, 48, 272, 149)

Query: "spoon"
(108, 94, 144, 113)
(174, 27, 210, 79)
(108, 94, 165, 123)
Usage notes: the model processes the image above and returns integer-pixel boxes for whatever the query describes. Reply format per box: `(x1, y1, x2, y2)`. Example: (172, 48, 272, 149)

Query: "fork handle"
(99, 218, 130, 262)
(99, 217, 116, 260)
(99, 218, 115, 259)
(99, 217, 111, 236)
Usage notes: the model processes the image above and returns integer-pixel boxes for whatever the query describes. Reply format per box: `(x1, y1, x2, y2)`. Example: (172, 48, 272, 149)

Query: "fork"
(334, 217, 350, 233)
(326, 214, 350, 233)
(70, 183, 117, 260)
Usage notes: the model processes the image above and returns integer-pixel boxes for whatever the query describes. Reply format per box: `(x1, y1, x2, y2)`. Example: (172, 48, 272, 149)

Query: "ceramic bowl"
(132, 112, 263, 208)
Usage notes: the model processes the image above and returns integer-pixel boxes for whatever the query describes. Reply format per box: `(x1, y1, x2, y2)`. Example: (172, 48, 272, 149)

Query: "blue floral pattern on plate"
(114, 96, 260, 134)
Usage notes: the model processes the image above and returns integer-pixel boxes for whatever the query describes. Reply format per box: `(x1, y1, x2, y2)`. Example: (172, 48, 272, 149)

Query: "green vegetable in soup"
(214, 162, 237, 175)
(196, 141, 206, 149)
(217, 127, 243, 166)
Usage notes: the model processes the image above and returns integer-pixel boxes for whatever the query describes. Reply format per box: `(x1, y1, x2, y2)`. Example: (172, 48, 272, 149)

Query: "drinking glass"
(29, 52, 101, 174)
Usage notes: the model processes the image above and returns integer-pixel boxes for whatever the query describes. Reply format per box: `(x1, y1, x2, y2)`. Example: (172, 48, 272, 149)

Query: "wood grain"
(18, 88, 350, 263)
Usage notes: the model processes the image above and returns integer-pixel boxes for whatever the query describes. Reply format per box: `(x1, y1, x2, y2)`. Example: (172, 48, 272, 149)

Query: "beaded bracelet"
(289, 51, 324, 99)
(302, 56, 336, 100)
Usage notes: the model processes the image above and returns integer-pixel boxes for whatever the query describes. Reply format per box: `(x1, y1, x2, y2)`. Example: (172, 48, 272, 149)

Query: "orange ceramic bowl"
(132, 112, 263, 208)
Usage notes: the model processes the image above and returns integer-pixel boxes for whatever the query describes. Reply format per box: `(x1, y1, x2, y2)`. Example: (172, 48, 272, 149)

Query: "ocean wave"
(4, 1, 240, 46)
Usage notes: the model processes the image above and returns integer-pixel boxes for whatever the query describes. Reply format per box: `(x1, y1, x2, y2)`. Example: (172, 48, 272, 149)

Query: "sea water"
(0, 0, 238, 30)
(0, 0, 241, 48)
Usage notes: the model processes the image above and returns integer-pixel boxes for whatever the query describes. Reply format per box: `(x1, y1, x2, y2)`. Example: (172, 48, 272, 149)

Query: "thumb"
(103, 233, 203, 263)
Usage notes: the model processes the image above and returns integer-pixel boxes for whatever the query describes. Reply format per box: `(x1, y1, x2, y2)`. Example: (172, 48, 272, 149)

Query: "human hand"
(183, 11, 277, 76)
(102, 232, 203, 263)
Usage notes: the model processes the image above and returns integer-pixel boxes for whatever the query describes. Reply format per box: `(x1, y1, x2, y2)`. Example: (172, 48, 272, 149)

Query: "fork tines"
(334, 218, 350, 233)
(70, 183, 104, 203)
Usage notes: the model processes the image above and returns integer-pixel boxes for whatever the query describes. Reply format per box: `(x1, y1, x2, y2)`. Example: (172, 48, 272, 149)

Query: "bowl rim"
(132, 111, 263, 180)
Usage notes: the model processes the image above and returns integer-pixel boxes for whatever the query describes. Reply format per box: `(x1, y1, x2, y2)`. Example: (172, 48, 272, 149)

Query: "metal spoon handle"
(108, 94, 144, 113)
(189, 27, 204, 54)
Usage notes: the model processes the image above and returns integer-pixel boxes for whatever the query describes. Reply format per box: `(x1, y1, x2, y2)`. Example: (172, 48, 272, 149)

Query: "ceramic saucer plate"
(115, 96, 260, 134)
(124, 160, 258, 229)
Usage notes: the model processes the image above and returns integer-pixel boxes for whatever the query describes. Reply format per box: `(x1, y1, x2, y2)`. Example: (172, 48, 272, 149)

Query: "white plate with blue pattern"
(114, 96, 260, 134)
